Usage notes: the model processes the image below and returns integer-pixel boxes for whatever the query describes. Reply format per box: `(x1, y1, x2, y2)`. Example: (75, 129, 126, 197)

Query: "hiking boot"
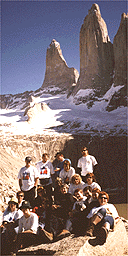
(86, 224, 94, 237)
(41, 229, 53, 242)
(57, 229, 71, 240)
(97, 226, 108, 245)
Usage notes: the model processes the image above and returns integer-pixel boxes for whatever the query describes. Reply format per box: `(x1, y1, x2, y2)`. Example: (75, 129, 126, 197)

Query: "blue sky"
(1, 0, 127, 95)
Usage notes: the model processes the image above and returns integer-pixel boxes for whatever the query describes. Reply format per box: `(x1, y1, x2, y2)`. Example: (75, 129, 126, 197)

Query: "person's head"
(37, 186, 46, 198)
(85, 173, 96, 184)
(98, 191, 109, 206)
(25, 156, 32, 167)
(63, 159, 71, 171)
(8, 197, 18, 212)
(60, 184, 69, 194)
(55, 152, 64, 162)
(81, 146, 89, 157)
(20, 201, 31, 217)
(55, 177, 62, 188)
(71, 174, 82, 185)
(74, 189, 83, 201)
(92, 188, 100, 200)
(83, 186, 92, 198)
(42, 153, 48, 163)
(16, 191, 24, 203)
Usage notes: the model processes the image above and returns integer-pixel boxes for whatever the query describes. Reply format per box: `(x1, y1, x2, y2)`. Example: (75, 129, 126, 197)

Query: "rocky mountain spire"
(42, 39, 79, 91)
(106, 13, 128, 111)
(113, 13, 127, 86)
(73, 3, 114, 95)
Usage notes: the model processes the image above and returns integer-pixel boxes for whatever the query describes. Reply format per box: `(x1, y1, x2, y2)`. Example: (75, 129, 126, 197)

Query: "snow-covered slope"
(0, 86, 127, 137)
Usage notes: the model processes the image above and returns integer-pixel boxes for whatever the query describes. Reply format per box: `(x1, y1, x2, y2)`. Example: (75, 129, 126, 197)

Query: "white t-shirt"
(77, 155, 97, 176)
(87, 203, 119, 219)
(3, 208, 23, 223)
(18, 165, 39, 191)
(59, 167, 75, 184)
(36, 160, 54, 179)
(83, 182, 101, 191)
(69, 181, 85, 195)
(19, 212, 38, 234)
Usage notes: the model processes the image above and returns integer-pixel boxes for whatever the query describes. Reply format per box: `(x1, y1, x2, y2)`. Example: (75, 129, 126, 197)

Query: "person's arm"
(34, 177, 39, 187)
(19, 179, 22, 190)
(77, 167, 82, 175)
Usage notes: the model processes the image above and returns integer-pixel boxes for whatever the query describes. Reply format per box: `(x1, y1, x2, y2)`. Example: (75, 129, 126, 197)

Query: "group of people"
(1, 147, 120, 255)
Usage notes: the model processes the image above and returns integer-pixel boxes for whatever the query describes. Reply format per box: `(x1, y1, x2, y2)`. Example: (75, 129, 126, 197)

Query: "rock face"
(113, 13, 127, 86)
(73, 3, 114, 96)
(106, 13, 128, 111)
(42, 39, 79, 91)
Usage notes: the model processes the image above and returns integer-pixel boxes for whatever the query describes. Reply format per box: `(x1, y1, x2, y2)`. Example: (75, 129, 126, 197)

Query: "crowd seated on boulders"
(1, 148, 120, 255)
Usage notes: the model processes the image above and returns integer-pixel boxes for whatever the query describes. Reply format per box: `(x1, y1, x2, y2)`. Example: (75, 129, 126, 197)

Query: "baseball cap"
(20, 201, 31, 209)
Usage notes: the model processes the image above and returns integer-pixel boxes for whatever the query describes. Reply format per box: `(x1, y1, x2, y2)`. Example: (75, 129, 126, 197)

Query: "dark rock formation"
(113, 13, 127, 86)
(106, 13, 128, 111)
(42, 39, 79, 92)
(73, 3, 114, 96)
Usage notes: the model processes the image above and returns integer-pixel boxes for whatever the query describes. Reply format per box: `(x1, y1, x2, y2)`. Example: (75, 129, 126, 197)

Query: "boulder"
(73, 3, 114, 96)
(16, 220, 127, 255)
(42, 39, 79, 92)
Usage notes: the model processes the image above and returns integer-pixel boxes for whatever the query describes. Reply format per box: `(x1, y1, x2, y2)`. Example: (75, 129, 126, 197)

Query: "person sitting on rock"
(36, 153, 54, 204)
(12, 200, 39, 256)
(16, 191, 25, 208)
(32, 186, 51, 231)
(69, 173, 85, 195)
(1, 197, 23, 255)
(83, 186, 93, 208)
(52, 177, 63, 205)
(69, 189, 87, 235)
(41, 183, 75, 242)
(18, 156, 39, 206)
(86, 191, 120, 245)
(59, 159, 75, 185)
(83, 172, 101, 191)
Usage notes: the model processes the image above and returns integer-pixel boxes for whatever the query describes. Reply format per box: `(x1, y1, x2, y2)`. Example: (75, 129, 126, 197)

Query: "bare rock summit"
(42, 39, 79, 91)
(106, 12, 128, 111)
(113, 13, 127, 86)
(74, 3, 114, 96)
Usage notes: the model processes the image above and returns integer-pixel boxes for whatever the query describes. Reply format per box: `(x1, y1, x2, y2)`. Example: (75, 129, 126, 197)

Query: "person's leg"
(13, 232, 37, 253)
(86, 208, 106, 237)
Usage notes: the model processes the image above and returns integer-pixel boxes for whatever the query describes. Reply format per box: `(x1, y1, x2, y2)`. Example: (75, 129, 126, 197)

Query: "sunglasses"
(82, 150, 87, 152)
(18, 195, 24, 197)
(87, 177, 92, 179)
(100, 197, 107, 200)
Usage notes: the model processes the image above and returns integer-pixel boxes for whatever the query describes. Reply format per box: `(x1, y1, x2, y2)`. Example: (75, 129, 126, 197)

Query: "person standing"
(18, 156, 39, 206)
(77, 147, 98, 183)
(36, 153, 54, 204)
(54, 152, 65, 177)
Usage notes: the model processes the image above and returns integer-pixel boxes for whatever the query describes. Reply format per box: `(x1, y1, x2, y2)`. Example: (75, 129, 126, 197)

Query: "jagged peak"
(48, 39, 60, 49)
(88, 3, 101, 16)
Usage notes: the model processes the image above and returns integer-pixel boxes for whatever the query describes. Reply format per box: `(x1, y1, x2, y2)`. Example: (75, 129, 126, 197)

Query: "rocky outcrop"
(24, 102, 51, 123)
(14, 220, 128, 256)
(106, 13, 128, 111)
(42, 39, 79, 91)
(73, 3, 114, 96)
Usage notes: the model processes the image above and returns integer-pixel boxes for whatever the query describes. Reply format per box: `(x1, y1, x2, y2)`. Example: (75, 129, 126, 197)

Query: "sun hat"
(8, 197, 18, 206)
